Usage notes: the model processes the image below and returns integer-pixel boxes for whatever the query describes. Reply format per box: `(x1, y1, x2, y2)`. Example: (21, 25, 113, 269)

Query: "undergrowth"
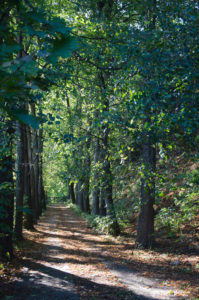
(155, 162, 199, 237)
(66, 202, 125, 235)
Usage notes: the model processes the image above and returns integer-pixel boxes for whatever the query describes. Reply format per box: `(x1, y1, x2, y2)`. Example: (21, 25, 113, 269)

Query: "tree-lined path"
(1, 1, 199, 299)
(1, 205, 192, 300)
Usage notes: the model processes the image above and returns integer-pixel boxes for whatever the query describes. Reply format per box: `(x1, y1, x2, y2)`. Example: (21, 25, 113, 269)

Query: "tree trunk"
(83, 183, 90, 213)
(76, 181, 83, 211)
(69, 182, 76, 204)
(39, 127, 46, 210)
(23, 125, 35, 230)
(101, 125, 120, 235)
(92, 187, 100, 215)
(0, 125, 14, 259)
(82, 136, 91, 213)
(136, 138, 156, 248)
(92, 138, 100, 215)
(99, 133, 107, 217)
(42, 185, 46, 210)
(14, 121, 25, 239)
(37, 126, 44, 215)
(26, 120, 37, 224)
(31, 103, 40, 219)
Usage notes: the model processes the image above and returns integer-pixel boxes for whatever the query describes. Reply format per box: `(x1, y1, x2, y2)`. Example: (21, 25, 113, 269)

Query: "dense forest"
(0, 0, 199, 299)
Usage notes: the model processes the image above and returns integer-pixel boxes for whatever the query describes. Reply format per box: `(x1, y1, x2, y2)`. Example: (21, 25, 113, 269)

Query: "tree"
(0, 119, 15, 258)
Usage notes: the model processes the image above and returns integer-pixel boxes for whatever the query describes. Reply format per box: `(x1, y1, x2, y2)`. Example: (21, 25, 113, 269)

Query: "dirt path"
(1, 205, 195, 299)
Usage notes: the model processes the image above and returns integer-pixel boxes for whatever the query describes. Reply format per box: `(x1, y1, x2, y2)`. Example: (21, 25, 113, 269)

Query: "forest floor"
(0, 204, 198, 300)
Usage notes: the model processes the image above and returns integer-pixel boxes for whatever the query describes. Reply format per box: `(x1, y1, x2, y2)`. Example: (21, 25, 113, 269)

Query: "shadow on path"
(8, 259, 160, 300)
(1, 205, 195, 300)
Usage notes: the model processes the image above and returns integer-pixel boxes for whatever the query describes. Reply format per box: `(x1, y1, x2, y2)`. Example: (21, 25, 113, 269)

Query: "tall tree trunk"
(76, 180, 84, 211)
(66, 90, 76, 206)
(0, 124, 14, 259)
(99, 72, 119, 235)
(37, 125, 43, 215)
(92, 138, 100, 215)
(136, 0, 157, 248)
(23, 125, 34, 230)
(38, 132, 42, 211)
(69, 182, 76, 204)
(101, 146, 119, 234)
(82, 136, 91, 213)
(31, 103, 40, 219)
(83, 184, 90, 213)
(26, 118, 37, 224)
(136, 138, 156, 248)
(42, 185, 46, 210)
(14, 121, 25, 239)
(39, 128, 46, 210)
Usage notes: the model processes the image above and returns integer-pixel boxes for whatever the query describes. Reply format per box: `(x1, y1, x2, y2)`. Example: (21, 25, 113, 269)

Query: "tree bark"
(30, 103, 40, 219)
(82, 136, 91, 213)
(83, 183, 90, 213)
(101, 120, 120, 235)
(26, 115, 38, 224)
(136, 138, 156, 248)
(92, 138, 100, 215)
(39, 128, 46, 210)
(76, 181, 84, 211)
(99, 70, 119, 234)
(23, 124, 34, 230)
(0, 124, 14, 258)
(136, 0, 157, 248)
(37, 124, 44, 214)
(24, 123, 36, 229)
(14, 121, 25, 239)
(69, 182, 76, 204)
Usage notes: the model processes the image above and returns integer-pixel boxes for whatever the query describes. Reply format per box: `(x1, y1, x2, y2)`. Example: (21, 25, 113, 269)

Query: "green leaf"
(15, 113, 40, 129)
(47, 17, 71, 35)
(48, 35, 78, 63)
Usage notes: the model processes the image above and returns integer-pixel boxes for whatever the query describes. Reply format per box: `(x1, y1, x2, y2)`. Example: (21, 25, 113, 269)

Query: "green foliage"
(67, 202, 119, 235)
(87, 215, 119, 235)
(0, 0, 77, 119)
(156, 162, 199, 235)
(14, 112, 40, 129)
(48, 35, 78, 63)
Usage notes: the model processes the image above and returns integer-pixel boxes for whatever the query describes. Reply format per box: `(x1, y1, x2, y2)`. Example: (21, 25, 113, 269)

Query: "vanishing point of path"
(3, 205, 186, 300)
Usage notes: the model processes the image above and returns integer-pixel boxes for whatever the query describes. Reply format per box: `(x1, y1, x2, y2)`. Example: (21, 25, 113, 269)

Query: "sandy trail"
(4, 205, 185, 299)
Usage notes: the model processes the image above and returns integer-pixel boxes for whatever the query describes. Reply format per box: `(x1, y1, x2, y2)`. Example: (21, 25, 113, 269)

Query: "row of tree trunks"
(13, 103, 46, 244)
(23, 103, 46, 229)
(0, 105, 46, 258)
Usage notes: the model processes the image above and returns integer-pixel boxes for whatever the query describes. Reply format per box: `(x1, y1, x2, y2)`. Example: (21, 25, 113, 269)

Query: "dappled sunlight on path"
(1, 204, 195, 299)
(2, 205, 135, 299)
